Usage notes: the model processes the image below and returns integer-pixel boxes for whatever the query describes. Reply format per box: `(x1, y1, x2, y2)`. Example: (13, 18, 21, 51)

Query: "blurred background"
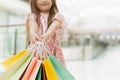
(0, 0, 120, 80)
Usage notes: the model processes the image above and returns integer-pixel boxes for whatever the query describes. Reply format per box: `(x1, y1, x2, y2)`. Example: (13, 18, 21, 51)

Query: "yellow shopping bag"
(0, 51, 31, 80)
(44, 59, 59, 80)
(2, 50, 27, 69)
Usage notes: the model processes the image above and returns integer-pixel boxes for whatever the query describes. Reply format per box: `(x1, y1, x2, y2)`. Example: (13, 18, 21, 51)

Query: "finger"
(33, 33, 40, 41)
(30, 37, 37, 44)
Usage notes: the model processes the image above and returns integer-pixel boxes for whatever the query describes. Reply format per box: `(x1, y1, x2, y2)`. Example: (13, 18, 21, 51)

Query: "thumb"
(36, 35, 42, 41)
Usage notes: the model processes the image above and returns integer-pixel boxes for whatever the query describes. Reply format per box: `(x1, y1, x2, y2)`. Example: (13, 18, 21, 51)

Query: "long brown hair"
(30, 0, 59, 27)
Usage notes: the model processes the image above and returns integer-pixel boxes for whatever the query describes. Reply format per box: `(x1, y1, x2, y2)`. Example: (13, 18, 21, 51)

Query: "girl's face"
(36, 0, 53, 12)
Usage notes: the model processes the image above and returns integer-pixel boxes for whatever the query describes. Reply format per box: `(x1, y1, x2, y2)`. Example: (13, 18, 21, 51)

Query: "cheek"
(49, 3, 52, 8)
(36, 1, 40, 8)
(47, 0, 52, 8)
(49, 0, 52, 4)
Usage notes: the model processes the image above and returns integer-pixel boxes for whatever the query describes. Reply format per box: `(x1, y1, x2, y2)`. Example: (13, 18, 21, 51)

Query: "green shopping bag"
(0, 51, 31, 80)
(49, 55, 76, 80)
(41, 40, 76, 80)
(36, 64, 42, 80)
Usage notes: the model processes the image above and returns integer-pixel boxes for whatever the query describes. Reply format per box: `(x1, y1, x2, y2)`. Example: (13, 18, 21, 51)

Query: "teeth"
(40, 4, 48, 5)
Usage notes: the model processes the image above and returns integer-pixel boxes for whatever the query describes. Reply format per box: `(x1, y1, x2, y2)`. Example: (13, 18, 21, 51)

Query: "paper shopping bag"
(35, 64, 42, 80)
(43, 59, 59, 80)
(2, 50, 27, 69)
(22, 57, 41, 80)
(49, 55, 76, 80)
(0, 51, 31, 80)
(42, 64, 47, 80)
(9, 54, 32, 80)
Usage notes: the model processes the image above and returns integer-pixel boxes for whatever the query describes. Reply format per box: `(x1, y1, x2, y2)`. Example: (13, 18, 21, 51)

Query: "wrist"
(43, 33, 50, 40)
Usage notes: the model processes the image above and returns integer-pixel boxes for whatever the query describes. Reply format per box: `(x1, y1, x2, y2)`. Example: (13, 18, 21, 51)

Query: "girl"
(26, 0, 66, 66)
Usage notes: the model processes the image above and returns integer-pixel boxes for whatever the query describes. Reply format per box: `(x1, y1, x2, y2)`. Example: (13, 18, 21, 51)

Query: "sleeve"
(27, 13, 37, 21)
(52, 13, 67, 29)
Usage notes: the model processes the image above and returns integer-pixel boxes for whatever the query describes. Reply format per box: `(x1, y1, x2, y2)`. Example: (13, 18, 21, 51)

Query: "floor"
(66, 45, 120, 80)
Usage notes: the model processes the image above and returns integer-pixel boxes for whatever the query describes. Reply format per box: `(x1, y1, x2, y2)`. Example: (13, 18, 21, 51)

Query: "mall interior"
(0, 0, 120, 80)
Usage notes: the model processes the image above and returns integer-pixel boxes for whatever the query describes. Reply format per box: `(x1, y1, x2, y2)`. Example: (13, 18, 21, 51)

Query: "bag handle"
(28, 40, 52, 60)
(37, 42, 45, 60)
(36, 41, 50, 59)
(27, 41, 41, 59)
(42, 40, 53, 55)
(27, 41, 38, 53)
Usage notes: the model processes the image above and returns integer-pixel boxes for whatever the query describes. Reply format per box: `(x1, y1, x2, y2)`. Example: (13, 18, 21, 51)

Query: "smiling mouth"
(40, 4, 49, 7)
(41, 4, 48, 5)
(40, 3, 49, 5)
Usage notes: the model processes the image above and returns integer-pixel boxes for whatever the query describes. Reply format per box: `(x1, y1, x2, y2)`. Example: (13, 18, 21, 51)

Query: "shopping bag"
(2, 50, 27, 69)
(22, 57, 41, 80)
(35, 41, 47, 80)
(35, 64, 42, 80)
(43, 59, 59, 80)
(42, 64, 47, 80)
(49, 55, 76, 80)
(42, 40, 76, 80)
(0, 51, 31, 80)
(9, 54, 32, 80)
(36, 41, 59, 80)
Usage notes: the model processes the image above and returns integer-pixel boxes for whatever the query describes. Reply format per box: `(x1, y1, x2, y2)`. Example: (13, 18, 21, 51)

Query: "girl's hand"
(29, 30, 42, 43)
(42, 33, 50, 41)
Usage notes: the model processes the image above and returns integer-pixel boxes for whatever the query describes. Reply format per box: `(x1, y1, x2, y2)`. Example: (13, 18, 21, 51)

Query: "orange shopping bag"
(22, 57, 41, 80)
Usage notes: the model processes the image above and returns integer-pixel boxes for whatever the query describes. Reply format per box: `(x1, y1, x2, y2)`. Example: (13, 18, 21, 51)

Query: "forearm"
(29, 21, 38, 32)
(43, 21, 61, 40)
(26, 19, 39, 42)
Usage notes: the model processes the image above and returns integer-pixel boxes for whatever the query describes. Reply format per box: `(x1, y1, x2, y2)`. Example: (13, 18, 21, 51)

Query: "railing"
(1, 24, 120, 60)
(0, 24, 26, 58)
